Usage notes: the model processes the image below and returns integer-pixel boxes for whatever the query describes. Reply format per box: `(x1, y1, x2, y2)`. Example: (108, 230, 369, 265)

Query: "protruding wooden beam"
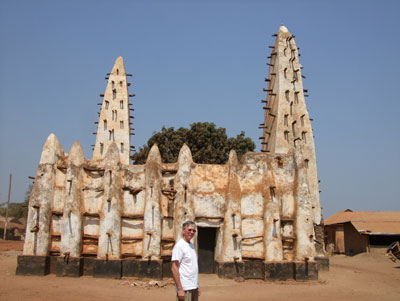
(83, 212, 100, 217)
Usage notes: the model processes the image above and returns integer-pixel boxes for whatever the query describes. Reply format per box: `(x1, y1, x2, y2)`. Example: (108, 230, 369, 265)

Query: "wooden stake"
(3, 174, 12, 240)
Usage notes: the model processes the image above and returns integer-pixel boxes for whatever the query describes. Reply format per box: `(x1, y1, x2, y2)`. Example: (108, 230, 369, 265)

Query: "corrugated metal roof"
(351, 212, 400, 235)
(325, 210, 400, 235)
(352, 211, 400, 222)
(351, 221, 400, 235)
(324, 209, 372, 225)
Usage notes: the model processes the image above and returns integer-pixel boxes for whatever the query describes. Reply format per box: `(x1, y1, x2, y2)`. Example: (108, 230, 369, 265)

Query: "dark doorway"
(369, 234, 400, 246)
(197, 227, 216, 274)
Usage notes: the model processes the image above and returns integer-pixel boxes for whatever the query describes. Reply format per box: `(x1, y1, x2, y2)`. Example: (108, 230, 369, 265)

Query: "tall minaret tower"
(260, 25, 321, 224)
(92, 56, 134, 165)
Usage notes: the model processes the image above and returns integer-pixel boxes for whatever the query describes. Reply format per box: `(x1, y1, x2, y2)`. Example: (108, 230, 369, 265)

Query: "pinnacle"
(92, 56, 132, 165)
(111, 56, 126, 75)
(279, 25, 289, 33)
(115, 56, 124, 64)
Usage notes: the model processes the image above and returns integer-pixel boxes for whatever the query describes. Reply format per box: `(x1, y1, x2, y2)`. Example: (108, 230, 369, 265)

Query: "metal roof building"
(324, 210, 400, 255)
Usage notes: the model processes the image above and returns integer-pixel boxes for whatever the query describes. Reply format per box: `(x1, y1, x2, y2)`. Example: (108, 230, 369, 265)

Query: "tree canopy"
(0, 184, 31, 219)
(131, 122, 255, 164)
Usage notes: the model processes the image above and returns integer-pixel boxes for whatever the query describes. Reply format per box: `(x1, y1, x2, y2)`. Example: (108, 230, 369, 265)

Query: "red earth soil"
(1, 239, 399, 301)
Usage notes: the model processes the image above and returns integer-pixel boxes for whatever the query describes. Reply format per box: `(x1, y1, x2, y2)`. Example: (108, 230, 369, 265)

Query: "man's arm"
(171, 260, 185, 301)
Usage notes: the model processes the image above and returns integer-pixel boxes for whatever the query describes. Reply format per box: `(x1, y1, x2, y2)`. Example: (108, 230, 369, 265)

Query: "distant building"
(324, 209, 400, 255)
(0, 217, 26, 240)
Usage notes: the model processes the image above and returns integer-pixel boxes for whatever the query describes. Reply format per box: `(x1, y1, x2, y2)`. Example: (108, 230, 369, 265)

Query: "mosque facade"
(17, 26, 328, 280)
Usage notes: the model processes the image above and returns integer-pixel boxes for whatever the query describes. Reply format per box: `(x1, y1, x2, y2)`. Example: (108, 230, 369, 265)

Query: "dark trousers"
(176, 289, 198, 301)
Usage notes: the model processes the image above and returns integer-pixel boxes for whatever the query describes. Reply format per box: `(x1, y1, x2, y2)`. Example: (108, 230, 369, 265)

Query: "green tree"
(0, 184, 31, 218)
(131, 122, 255, 164)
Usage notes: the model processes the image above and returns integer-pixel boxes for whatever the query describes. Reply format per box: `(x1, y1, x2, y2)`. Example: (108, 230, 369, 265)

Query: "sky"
(0, 0, 399, 219)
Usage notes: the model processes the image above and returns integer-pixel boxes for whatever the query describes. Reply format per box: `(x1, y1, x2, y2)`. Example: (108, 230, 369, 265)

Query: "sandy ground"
(0, 239, 399, 301)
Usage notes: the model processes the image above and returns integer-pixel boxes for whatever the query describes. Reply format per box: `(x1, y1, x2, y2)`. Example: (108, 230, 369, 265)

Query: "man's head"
(182, 220, 196, 242)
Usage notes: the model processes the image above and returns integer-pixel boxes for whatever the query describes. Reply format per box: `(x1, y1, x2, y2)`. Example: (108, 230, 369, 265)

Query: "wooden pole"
(3, 174, 12, 240)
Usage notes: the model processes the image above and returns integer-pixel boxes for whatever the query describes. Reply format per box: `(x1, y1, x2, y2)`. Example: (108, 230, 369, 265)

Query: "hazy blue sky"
(0, 0, 399, 219)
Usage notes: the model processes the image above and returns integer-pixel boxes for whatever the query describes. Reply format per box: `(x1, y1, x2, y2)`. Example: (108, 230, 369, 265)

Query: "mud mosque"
(17, 25, 328, 280)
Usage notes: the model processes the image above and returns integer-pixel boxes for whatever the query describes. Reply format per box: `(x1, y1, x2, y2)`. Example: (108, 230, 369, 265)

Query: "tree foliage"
(131, 122, 255, 164)
(0, 184, 32, 218)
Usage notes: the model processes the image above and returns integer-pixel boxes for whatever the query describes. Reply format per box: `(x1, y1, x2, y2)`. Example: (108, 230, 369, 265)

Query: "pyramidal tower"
(260, 25, 321, 224)
(92, 56, 134, 165)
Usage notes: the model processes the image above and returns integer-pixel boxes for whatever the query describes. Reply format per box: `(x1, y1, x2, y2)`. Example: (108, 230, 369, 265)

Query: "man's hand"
(198, 287, 201, 297)
(177, 289, 185, 301)
(172, 260, 185, 300)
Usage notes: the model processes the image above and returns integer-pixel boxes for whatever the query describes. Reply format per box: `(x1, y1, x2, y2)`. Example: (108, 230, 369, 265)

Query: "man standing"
(171, 221, 200, 301)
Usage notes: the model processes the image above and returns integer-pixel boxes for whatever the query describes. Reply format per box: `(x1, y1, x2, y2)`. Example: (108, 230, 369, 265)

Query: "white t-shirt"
(171, 238, 199, 291)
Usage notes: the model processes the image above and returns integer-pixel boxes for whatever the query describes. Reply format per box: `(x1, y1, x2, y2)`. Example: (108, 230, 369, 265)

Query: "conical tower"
(260, 25, 321, 224)
(92, 56, 135, 165)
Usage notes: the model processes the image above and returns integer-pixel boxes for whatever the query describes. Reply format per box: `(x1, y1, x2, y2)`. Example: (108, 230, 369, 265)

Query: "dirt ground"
(0, 239, 399, 301)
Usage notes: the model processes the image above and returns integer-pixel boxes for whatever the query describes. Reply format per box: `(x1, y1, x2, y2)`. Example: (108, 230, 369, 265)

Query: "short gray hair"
(182, 220, 196, 230)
